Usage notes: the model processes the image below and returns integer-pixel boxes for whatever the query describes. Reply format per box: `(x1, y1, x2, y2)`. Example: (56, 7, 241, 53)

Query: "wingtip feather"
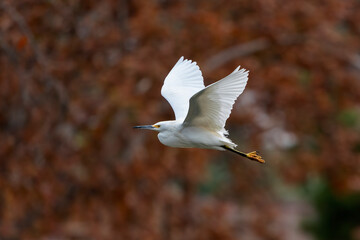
(232, 66, 241, 73)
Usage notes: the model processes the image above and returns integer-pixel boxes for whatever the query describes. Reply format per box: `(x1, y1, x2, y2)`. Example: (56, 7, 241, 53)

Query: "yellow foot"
(246, 151, 265, 163)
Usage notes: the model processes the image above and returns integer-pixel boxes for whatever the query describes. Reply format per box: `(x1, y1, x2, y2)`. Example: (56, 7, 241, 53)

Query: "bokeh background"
(1, 0, 360, 239)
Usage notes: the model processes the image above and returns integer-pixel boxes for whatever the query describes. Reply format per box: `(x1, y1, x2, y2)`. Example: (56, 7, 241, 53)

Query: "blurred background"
(1, 0, 360, 239)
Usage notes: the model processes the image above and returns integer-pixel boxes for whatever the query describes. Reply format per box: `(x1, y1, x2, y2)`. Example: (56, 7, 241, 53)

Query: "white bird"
(134, 57, 264, 163)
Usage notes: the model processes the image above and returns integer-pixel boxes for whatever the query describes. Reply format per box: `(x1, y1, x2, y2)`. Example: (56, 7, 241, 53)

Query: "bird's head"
(133, 121, 174, 132)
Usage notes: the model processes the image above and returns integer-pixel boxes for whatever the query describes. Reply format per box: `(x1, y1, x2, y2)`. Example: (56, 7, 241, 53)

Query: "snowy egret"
(134, 57, 264, 163)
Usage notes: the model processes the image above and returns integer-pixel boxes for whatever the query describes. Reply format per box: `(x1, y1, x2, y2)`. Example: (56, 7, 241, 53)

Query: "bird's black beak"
(133, 125, 155, 130)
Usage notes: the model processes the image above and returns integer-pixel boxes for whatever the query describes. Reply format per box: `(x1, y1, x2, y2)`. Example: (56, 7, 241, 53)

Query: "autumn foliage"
(1, 0, 360, 239)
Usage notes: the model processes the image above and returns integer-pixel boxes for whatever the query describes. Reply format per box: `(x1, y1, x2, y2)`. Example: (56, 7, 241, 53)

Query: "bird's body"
(134, 57, 264, 163)
(156, 120, 234, 150)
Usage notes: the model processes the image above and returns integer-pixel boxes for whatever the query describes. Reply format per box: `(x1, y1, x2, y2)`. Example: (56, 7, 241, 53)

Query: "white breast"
(157, 131, 191, 148)
(157, 126, 231, 150)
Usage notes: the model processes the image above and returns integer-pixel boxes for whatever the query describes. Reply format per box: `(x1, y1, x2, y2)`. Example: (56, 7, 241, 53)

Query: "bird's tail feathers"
(219, 129, 230, 137)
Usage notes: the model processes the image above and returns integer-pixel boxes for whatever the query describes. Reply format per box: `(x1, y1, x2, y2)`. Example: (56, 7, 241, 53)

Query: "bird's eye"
(153, 124, 160, 128)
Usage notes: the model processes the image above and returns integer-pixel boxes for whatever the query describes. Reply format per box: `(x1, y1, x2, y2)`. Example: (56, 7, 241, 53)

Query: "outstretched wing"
(161, 57, 205, 121)
(183, 67, 249, 131)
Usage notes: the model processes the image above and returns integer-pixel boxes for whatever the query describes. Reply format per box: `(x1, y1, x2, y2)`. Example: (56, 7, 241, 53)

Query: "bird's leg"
(222, 146, 265, 163)
(245, 151, 265, 163)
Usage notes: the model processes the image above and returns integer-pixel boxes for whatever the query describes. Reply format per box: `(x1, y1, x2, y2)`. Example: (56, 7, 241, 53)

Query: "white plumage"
(134, 57, 264, 163)
(161, 57, 205, 121)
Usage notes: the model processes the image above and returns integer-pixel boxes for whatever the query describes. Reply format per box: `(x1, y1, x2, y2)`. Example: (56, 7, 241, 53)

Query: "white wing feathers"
(183, 67, 249, 132)
(161, 57, 205, 120)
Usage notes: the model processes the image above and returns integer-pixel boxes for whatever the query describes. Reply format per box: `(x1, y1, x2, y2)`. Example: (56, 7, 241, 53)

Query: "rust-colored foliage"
(1, 0, 359, 239)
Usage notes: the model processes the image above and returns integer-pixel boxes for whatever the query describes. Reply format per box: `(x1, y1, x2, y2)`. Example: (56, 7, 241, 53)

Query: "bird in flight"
(134, 57, 264, 163)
